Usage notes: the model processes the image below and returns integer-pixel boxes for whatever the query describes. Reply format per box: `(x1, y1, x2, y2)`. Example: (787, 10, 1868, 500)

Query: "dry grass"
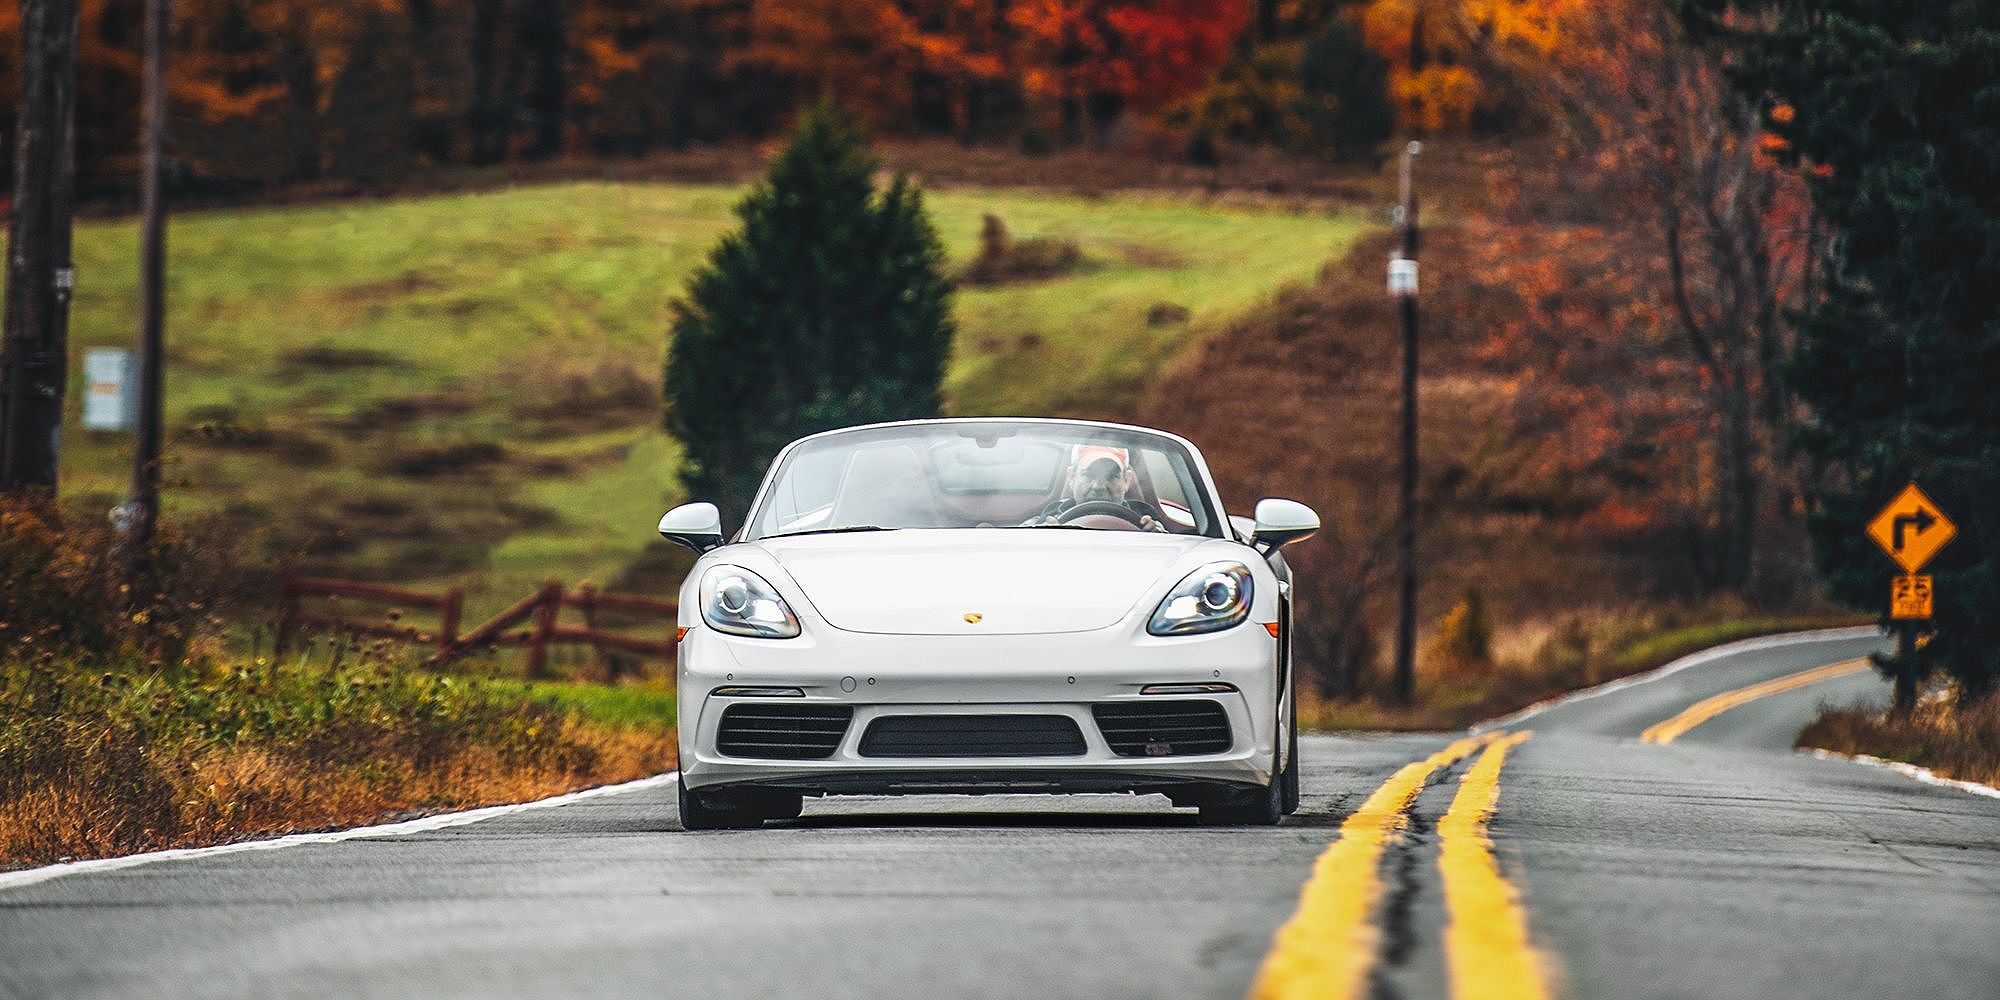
(0, 725, 673, 866)
(1299, 609, 1865, 731)
(0, 656, 676, 868)
(1799, 694, 2000, 789)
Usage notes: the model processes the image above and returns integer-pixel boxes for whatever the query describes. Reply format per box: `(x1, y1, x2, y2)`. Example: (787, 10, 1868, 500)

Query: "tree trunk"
(523, 0, 565, 161)
(1890, 628, 1919, 716)
(0, 0, 78, 494)
(469, 0, 504, 164)
(1721, 381, 1759, 591)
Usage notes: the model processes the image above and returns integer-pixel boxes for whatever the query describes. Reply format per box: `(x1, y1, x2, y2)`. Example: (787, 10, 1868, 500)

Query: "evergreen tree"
(1682, 1, 2000, 702)
(1294, 12, 1393, 161)
(664, 102, 955, 526)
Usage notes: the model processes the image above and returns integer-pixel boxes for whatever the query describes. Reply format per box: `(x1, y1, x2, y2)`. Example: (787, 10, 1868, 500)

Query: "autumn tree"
(1170, 2, 1392, 161)
(743, 0, 926, 127)
(1008, 0, 1249, 141)
(1545, 1, 1815, 594)
(1355, 0, 1587, 132)
(1386, 0, 1814, 597)
(664, 103, 956, 523)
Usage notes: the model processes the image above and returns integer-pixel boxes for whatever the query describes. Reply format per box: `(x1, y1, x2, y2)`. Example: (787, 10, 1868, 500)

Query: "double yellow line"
(1639, 658, 1870, 745)
(1250, 729, 1549, 1000)
(1252, 653, 1872, 1000)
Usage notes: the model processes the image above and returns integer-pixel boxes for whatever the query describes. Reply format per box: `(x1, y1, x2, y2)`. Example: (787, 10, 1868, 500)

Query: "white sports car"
(658, 418, 1318, 829)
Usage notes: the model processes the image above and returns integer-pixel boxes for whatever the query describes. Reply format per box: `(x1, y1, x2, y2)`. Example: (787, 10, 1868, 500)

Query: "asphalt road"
(5, 628, 1998, 999)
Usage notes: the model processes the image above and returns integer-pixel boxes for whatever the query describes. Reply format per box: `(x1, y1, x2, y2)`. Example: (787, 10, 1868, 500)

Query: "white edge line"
(0, 771, 680, 894)
(1470, 625, 1882, 733)
(1802, 749, 2000, 801)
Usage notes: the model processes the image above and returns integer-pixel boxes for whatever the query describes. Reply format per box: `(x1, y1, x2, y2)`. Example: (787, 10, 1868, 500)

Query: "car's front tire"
(1196, 777, 1283, 826)
(678, 782, 802, 831)
(1281, 693, 1301, 815)
(1194, 687, 1294, 826)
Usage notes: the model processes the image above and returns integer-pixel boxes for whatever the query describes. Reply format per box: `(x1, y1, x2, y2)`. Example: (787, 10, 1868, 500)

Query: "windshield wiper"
(767, 525, 895, 539)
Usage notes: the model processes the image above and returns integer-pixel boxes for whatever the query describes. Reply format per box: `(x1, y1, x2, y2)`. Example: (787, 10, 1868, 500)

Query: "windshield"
(746, 422, 1222, 539)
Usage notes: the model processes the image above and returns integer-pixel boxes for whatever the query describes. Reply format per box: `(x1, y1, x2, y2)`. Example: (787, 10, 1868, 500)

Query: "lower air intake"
(1092, 700, 1233, 757)
(716, 704, 854, 760)
(858, 714, 1088, 758)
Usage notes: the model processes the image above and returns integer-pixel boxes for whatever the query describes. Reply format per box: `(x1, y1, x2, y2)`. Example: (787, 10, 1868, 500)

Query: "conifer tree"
(1295, 12, 1394, 161)
(1682, 1, 2000, 702)
(664, 102, 955, 525)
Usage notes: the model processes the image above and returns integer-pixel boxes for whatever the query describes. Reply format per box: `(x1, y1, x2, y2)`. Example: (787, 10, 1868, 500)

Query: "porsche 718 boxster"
(658, 418, 1319, 829)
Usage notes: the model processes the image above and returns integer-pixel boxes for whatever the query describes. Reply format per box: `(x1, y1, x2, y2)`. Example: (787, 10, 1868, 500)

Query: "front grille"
(716, 704, 854, 760)
(1093, 700, 1233, 757)
(858, 714, 1088, 758)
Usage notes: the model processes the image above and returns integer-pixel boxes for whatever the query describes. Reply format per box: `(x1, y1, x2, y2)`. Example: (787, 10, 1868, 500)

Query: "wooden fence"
(276, 575, 678, 678)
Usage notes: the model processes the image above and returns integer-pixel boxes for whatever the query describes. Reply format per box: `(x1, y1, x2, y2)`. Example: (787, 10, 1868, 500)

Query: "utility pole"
(126, 0, 171, 555)
(0, 0, 79, 494)
(1389, 141, 1422, 705)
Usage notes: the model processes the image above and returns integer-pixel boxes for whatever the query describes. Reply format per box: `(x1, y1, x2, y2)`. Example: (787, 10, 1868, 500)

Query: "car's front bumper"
(677, 622, 1282, 795)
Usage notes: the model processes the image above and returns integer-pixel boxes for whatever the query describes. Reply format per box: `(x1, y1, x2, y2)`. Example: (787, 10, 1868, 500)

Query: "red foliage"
(1008, 0, 1250, 111)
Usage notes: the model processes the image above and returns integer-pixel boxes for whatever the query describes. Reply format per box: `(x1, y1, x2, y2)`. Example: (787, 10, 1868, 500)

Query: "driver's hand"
(1139, 514, 1167, 533)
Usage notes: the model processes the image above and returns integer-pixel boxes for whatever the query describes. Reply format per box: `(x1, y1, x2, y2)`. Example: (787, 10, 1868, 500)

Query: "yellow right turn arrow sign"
(1866, 482, 1957, 573)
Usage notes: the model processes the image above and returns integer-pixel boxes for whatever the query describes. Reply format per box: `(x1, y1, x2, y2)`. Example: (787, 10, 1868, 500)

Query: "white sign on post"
(1387, 257, 1418, 297)
(82, 348, 138, 432)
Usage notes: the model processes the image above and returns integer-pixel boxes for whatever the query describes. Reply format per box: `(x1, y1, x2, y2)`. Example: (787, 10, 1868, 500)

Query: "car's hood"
(755, 529, 1215, 635)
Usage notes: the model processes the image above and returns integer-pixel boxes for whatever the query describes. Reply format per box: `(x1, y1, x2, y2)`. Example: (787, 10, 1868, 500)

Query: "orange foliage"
(744, 0, 930, 113)
(738, 0, 1247, 133)
(1357, 0, 1603, 132)
(8, 0, 1257, 184)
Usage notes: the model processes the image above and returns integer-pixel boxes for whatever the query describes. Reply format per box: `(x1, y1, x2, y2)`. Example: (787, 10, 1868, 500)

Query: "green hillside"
(57, 181, 1366, 612)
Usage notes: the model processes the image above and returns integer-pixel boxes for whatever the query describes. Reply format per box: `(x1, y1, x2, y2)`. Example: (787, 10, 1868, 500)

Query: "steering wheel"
(1056, 500, 1150, 527)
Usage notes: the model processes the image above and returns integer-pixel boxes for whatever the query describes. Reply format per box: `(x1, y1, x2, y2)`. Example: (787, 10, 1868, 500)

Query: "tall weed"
(1800, 693, 2000, 788)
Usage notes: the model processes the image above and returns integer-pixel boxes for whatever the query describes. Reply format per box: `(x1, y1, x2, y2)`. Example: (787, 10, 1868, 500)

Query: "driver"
(1029, 445, 1168, 532)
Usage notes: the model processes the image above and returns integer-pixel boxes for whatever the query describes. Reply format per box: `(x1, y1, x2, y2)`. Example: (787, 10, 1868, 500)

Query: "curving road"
(5, 628, 1998, 999)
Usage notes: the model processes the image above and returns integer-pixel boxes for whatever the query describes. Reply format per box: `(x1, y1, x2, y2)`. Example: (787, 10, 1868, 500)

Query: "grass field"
(59, 182, 1367, 613)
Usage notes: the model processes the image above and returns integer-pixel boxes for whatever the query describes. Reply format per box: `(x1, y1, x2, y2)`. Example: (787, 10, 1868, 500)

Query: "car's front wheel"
(1281, 693, 1301, 815)
(1197, 706, 1295, 826)
(1196, 777, 1283, 826)
(678, 783, 802, 831)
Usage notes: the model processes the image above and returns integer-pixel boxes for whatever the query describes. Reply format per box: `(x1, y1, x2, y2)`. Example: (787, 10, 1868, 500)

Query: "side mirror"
(658, 502, 724, 553)
(1252, 498, 1319, 552)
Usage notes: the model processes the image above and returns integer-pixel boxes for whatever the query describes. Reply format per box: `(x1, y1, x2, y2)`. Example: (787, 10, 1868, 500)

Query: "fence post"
(439, 586, 464, 660)
(524, 579, 562, 679)
(274, 574, 298, 656)
(576, 581, 613, 678)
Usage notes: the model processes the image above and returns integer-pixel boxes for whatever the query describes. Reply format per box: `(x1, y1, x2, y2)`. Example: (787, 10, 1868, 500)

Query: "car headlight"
(1148, 562, 1254, 636)
(698, 565, 801, 639)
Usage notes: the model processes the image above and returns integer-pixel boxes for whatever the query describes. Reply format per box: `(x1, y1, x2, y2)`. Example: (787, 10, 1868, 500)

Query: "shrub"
(0, 498, 267, 665)
(1426, 587, 1496, 679)
(960, 214, 1085, 286)
(1800, 692, 2000, 788)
